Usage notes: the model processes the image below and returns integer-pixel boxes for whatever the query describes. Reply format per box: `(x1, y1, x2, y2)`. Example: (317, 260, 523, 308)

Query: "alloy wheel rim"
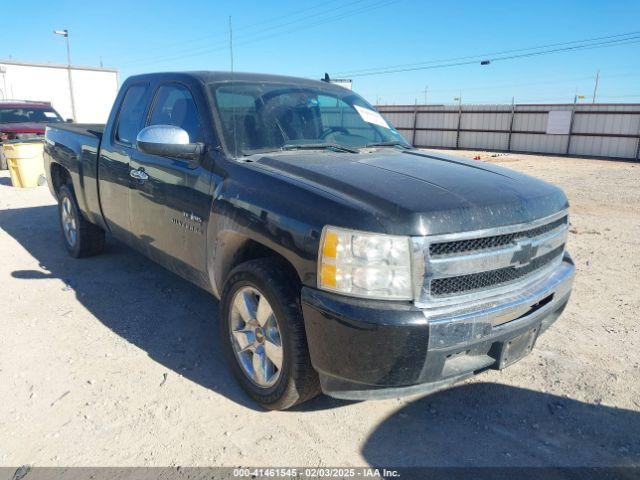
(61, 197, 77, 247)
(229, 286, 283, 388)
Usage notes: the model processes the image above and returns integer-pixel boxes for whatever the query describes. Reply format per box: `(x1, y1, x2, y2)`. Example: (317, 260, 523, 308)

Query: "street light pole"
(0, 66, 7, 100)
(54, 29, 76, 121)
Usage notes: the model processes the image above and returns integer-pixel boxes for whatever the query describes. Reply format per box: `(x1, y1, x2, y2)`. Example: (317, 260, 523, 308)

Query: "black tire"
(0, 147, 7, 171)
(58, 184, 105, 258)
(220, 258, 320, 410)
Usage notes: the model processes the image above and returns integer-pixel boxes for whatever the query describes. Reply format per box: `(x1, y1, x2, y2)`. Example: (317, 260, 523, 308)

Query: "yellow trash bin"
(3, 142, 46, 188)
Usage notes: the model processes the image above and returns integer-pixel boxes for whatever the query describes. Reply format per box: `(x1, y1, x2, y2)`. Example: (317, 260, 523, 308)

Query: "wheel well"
(50, 163, 71, 198)
(224, 240, 301, 288)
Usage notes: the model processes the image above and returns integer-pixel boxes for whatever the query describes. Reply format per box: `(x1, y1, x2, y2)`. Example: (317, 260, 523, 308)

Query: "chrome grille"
(429, 216, 568, 256)
(412, 211, 569, 306)
(430, 245, 565, 297)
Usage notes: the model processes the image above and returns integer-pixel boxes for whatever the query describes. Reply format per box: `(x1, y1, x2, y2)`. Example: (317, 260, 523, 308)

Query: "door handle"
(130, 168, 149, 181)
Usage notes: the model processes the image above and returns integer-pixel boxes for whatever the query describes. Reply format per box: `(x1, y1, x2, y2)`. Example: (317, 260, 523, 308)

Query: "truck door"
(98, 82, 149, 244)
(129, 82, 213, 286)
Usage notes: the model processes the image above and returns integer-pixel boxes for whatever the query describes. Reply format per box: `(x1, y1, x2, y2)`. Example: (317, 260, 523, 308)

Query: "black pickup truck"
(44, 71, 575, 409)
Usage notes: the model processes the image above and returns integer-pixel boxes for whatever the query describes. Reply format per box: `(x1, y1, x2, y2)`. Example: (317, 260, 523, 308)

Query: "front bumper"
(301, 253, 575, 400)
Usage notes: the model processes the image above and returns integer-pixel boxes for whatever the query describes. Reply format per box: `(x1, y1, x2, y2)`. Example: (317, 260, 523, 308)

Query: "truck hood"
(252, 148, 569, 235)
(0, 122, 47, 134)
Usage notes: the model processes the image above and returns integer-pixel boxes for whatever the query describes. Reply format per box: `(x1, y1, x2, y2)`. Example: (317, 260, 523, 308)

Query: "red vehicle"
(0, 100, 65, 169)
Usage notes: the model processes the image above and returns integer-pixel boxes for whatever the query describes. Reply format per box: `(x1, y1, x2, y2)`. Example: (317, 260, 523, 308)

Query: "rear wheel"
(58, 184, 105, 257)
(220, 258, 320, 410)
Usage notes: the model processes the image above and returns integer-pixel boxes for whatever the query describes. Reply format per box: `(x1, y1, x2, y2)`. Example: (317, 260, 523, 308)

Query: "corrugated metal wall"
(377, 104, 640, 160)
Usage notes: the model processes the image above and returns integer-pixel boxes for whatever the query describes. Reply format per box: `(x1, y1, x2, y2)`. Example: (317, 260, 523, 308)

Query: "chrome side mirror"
(136, 125, 203, 161)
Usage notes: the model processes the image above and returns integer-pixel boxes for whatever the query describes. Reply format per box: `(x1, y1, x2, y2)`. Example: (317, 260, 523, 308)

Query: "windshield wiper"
(364, 141, 412, 149)
(281, 143, 359, 154)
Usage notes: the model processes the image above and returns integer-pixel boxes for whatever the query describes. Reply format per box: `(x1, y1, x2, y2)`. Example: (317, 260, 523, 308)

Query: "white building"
(0, 60, 119, 123)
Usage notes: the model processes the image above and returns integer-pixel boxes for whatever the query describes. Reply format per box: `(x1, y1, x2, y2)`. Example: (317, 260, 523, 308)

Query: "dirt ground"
(0, 151, 639, 468)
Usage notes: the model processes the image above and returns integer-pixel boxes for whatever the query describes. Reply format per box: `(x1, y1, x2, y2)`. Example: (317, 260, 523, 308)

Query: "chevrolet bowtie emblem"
(511, 240, 539, 266)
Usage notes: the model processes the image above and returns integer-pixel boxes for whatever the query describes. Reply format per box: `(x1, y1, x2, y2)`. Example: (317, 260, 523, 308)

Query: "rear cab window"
(115, 84, 149, 145)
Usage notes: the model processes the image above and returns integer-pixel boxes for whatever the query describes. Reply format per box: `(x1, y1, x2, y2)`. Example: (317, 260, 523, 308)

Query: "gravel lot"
(1, 151, 639, 467)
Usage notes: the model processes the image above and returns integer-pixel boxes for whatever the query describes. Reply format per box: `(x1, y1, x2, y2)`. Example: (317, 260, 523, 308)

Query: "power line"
(598, 93, 640, 98)
(122, 0, 397, 69)
(354, 40, 640, 78)
(335, 30, 640, 76)
(333, 31, 640, 77)
(358, 69, 640, 105)
(120, 0, 373, 67)
(391, 74, 597, 95)
(338, 36, 640, 78)
(115, 0, 350, 61)
(360, 71, 640, 101)
(370, 89, 640, 105)
(231, 0, 396, 50)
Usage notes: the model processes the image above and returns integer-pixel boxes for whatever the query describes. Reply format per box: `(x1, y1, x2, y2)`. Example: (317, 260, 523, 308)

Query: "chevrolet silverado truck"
(44, 72, 575, 410)
(0, 100, 65, 169)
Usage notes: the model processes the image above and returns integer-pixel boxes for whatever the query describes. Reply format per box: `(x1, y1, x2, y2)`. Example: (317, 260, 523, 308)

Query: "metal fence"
(377, 103, 640, 160)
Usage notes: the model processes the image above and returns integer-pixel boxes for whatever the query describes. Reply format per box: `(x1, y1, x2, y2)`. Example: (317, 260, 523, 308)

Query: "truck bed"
(44, 123, 106, 228)
(48, 122, 105, 139)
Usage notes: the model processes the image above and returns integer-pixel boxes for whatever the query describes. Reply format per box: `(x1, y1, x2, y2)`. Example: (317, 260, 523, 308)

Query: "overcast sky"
(2, 0, 639, 105)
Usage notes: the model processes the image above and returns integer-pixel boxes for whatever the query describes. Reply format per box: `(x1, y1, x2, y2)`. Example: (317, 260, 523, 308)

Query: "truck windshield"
(0, 107, 63, 123)
(209, 82, 410, 156)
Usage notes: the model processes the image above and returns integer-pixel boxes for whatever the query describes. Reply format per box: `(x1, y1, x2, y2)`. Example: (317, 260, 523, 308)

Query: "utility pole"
(592, 69, 600, 104)
(0, 66, 6, 100)
(424, 85, 429, 105)
(507, 96, 516, 152)
(228, 16, 234, 73)
(412, 100, 419, 146)
(455, 91, 462, 149)
(567, 91, 582, 155)
(54, 29, 76, 121)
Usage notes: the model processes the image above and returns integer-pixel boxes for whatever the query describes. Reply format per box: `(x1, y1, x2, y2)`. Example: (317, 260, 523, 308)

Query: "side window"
(116, 84, 148, 145)
(148, 84, 202, 142)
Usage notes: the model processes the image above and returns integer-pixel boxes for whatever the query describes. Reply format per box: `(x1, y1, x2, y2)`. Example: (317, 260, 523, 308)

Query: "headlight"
(318, 226, 413, 300)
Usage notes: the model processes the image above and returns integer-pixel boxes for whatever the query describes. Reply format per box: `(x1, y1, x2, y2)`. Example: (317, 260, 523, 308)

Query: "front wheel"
(220, 258, 320, 410)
